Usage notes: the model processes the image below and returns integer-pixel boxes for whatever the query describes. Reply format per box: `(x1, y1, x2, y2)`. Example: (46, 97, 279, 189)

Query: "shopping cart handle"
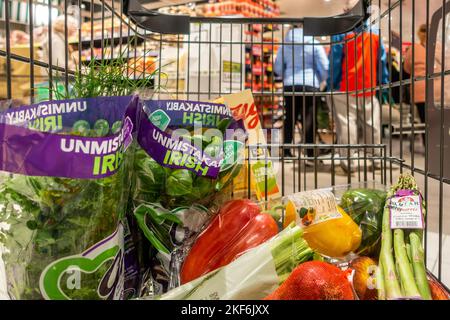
(123, 0, 367, 36)
(124, 0, 190, 34)
(303, 0, 367, 36)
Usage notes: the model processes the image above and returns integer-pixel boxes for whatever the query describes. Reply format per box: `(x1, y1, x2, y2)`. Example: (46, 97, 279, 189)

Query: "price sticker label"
(390, 194, 424, 229)
(286, 190, 341, 227)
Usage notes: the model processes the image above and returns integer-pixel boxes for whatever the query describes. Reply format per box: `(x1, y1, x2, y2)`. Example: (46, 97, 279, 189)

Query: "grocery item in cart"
(134, 203, 212, 296)
(222, 90, 281, 202)
(131, 98, 246, 296)
(134, 98, 246, 208)
(340, 188, 387, 257)
(378, 173, 432, 300)
(159, 223, 313, 300)
(180, 199, 278, 284)
(0, 95, 138, 300)
(264, 261, 355, 300)
(283, 189, 362, 259)
(349, 256, 378, 300)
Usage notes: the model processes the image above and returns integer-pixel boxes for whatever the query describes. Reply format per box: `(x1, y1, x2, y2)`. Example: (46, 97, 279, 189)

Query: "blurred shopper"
(403, 24, 450, 146)
(403, 24, 427, 145)
(43, 14, 79, 70)
(274, 26, 329, 158)
(327, 23, 389, 173)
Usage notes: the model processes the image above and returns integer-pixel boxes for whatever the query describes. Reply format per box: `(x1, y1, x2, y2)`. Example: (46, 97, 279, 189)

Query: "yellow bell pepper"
(303, 206, 362, 258)
(285, 202, 361, 258)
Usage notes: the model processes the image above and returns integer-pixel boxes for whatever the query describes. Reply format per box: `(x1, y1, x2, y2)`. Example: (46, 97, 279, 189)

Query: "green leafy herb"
(0, 166, 131, 299)
(133, 203, 183, 254)
(0, 39, 162, 299)
(166, 170, 193, 197)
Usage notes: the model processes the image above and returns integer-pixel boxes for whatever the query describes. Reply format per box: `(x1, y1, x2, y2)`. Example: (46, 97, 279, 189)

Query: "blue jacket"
(274, 28, 329, 88)
(327, 25, 389, 91)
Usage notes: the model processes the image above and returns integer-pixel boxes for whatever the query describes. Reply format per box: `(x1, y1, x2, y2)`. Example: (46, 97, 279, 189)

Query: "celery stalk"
(377, 260, 386, 300)
(393, 229, 421, 298)
(380, 202, 402, 299)
(271, 224, 314, 282)
(381, 173, 430, 300)
(409, 232, 432, 300)
(406, 242, 413, 270)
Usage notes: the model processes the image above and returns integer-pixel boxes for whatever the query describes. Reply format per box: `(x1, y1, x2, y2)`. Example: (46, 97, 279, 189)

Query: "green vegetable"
(393, 229, 421, 298)
(217, 118, 232, 134)
(130, 94, 244, 210)
(340, 188, 387, 257)
(133, 203, 182, 254)
(93, 119, 110, 137)
(409, 232, 432, 300)
(111, 121, 123, 134)
(271, 223, 314, 283)
(0, 167, 131, 300)
(131, 135, 242, 210)
(52, 39, 158, 100)
(133, 148, 166, 204)
(380, 196, 402, 299)
(203, 143, 222, 158)
(379, 173, 432, 300)
(406, 242, 413, 271)
(166, 169, 193, 197)
(191, 176, 215, 200)
(72, 120, 90, 136)
(191, 134, 210, 149)
(377, 260, 386, 300)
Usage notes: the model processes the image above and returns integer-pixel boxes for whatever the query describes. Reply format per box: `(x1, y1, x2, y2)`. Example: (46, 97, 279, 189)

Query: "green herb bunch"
(0, 38, 162, 300)
(53, 38, 165, 100)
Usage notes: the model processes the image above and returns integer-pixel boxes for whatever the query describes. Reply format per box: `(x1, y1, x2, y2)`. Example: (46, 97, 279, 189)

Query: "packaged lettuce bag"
(0, 95, 139, 300)
(131, 99, 247, 296)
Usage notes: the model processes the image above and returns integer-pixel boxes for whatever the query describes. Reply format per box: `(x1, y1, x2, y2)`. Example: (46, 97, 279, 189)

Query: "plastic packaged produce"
(159, 224, 313, 300)
(378, 173, 432, 300)
(133, 99, 246, 209)
(0, 96, 139, 300)
(180, 199, 278, 284)
(340, 188, 387, 257)
(135, 203, 213, 296)
(129, 99, 246, 296)
(283, 190, 362, 259)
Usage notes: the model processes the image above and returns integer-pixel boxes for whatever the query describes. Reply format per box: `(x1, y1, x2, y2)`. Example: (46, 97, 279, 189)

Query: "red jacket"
(340, 32, 381, 97)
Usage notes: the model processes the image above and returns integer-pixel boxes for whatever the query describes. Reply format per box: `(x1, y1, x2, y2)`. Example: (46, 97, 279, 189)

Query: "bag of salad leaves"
(130, 99, 246, 296)
(0, 95, 139, 300)
(133, 202, 214, 296)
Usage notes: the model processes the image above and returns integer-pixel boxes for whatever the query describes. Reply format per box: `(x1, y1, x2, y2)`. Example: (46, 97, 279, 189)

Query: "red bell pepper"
(213, 213, 279, 268)
(180, 199, 279, 284)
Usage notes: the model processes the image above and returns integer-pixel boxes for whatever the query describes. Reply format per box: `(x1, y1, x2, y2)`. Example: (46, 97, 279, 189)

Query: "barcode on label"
(392, 221, 422, 228)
